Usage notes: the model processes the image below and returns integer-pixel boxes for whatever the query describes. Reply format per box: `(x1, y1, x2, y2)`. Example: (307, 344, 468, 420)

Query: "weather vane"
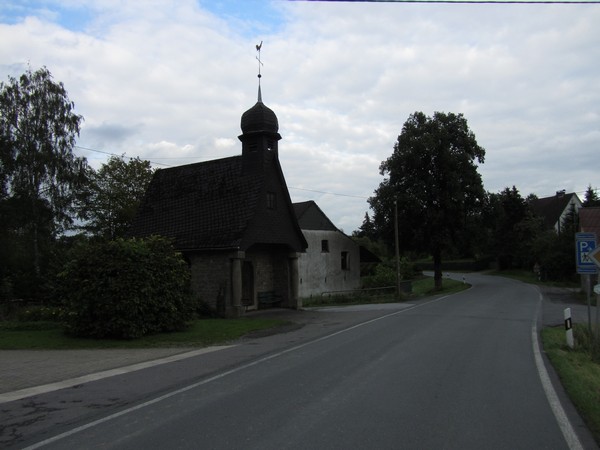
(256, 41, 263, 82)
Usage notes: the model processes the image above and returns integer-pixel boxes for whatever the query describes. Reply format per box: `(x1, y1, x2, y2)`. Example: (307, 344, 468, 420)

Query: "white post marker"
(564, 308, 574, 349)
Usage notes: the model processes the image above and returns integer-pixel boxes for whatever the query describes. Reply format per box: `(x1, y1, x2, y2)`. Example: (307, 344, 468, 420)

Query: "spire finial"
(255, 41, 263, 101)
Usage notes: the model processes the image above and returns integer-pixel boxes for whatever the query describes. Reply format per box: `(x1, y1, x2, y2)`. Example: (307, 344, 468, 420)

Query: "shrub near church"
(59, 236, 194, 339)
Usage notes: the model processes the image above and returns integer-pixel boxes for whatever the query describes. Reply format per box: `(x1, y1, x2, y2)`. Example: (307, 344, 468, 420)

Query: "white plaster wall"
(298, 229, 361, 298)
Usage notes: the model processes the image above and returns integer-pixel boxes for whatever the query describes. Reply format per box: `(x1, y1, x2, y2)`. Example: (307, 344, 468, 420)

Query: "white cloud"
(1, 0, 599, 232)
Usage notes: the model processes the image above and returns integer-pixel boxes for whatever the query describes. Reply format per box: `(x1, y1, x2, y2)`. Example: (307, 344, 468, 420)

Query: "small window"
(341, 251, 349, 270)
(267, 192, 277, 209)
(321, 240, 329, 253)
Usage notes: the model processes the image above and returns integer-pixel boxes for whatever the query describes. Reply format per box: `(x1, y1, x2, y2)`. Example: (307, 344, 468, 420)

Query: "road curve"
(19, 273, 595, 450)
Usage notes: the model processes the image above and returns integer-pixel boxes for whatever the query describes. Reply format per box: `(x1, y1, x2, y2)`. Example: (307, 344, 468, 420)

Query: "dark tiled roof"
(292, 201, 338, 231)
(130, 156, 261, 250)
(580, 207, 600, 238)
(130, 155, 308, 253)
(529, 192, 579, 229)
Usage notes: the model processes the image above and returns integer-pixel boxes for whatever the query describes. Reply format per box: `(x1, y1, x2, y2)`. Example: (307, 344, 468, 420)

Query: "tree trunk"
(31, 196, 41, 277)
(433, 247, 443, 291)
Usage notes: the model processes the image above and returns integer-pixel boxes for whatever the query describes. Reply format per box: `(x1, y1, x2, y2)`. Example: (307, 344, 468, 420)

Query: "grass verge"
(487, 269, 580, 289)
(0, 318, 288, 350)
(303, 277, 469, 307)
(541, 325, 600, 444)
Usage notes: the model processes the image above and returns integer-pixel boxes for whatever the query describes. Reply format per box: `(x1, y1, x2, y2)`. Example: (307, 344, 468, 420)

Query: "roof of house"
(130, 154, 307, 252)
(529, 191, 581, 229)
(129, 156, 259, 250)
(293, 201, 338, 231)
(580, 207, 600, 238)
(292, 200, 381, 263)
(129, 88, 308, 253)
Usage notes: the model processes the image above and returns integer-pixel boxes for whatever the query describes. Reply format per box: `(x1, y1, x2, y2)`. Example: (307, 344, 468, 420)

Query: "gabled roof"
(293, 200, 382, 264)
(130, 154, 308, 253)
(129, 156, 259, 250)
(580, 207, 600, 238)
(293, 200, 338, 231)
(129, 86, 308, 254)
(529, 191, 581, 229)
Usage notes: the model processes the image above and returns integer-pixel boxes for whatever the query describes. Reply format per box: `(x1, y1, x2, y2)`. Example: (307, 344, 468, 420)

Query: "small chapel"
(129, 61, 308, 317)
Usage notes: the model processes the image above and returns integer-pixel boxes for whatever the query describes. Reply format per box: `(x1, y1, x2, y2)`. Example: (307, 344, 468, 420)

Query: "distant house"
(129, 87, 307, 316)
(529, 190, 582, 233)
(292, 201, 362, 298)
(579, 206, 600, 291)
(580, 207, 600, 237)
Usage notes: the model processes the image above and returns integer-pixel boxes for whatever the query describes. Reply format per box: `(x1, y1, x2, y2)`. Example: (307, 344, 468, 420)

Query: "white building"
(293, 201, 361, 299)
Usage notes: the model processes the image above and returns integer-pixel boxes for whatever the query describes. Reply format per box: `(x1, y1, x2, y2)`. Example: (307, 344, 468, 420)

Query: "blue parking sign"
(576, 233, 597, 274)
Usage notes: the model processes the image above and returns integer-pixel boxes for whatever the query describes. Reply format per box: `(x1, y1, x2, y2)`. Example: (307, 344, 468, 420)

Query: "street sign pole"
(587, 246, 600, 339)
(576, 233, 597, 333)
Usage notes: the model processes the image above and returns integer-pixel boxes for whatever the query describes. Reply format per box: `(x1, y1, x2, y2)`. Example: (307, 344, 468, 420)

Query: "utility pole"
(395, 200, 401, 298)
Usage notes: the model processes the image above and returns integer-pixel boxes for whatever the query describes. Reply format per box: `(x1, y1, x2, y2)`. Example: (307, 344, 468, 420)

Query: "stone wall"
(187, 246, 297, 315)
(187, 250, 234, 314)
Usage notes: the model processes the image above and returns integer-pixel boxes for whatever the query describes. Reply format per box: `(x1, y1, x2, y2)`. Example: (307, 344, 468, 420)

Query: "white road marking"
(531, 291, 584, 450)
(0, 346, 233, 404)
(23, 295, 454, 449)
(26, 286, 582, 450)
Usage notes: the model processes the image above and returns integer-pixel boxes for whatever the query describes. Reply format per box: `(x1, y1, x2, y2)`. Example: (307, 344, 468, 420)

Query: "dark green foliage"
(362, 258, 419, 288)
(583, 184, 600, 207)
(482, 187, 544, 270)
(59, 236, 194, 339)
(369, 111, 486, 290)
(17, 305, 63, 322)
(77, 156, 154, 239)
(362, 264, 396, 289)
(0, 66, 87, 299)
(574, 325, 600, 364)
(530, 205, 577, 281)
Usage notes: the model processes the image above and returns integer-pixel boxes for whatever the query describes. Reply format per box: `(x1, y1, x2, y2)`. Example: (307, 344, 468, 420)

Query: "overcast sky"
(1, 0, 599, 232)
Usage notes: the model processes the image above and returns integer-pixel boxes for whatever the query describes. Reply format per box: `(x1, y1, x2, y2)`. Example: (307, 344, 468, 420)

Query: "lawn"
(303, 276, 469, 307)
(0, 318, 289, 350)
(541, 325, 600, 444)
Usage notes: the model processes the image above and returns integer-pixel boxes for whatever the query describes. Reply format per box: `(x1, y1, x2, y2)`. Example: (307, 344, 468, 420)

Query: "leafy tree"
(531, 203, 577, 281)
(78, 156, 154, 239)
(354, 212, 376, 240)
(484, 186, 538, 269)
(583, 184, 600, 207)
(369, 111, 485, 290)
(0, 66, 87, 281)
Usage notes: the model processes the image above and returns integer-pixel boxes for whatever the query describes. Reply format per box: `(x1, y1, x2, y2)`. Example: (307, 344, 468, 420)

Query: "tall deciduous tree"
(369, 111, 485, 290)
(0, 66, 86, 278)
(78, 156, 154, 239)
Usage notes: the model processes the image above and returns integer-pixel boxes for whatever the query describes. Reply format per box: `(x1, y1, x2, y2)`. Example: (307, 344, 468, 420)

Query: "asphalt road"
(4, 274, 597, 449)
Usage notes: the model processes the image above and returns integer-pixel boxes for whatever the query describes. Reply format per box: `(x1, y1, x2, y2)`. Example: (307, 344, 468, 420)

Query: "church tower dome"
(238, 42, 281, 173)
(240, 86, 279, 134)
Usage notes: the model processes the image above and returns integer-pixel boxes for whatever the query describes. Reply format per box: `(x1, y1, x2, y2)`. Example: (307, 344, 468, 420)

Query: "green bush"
(574, 325, 600, 364)
(362, 258, 419, 289)
(17, 305, 63, 322)
(58, 236, 194, 339)
(362, 264, 396, 289)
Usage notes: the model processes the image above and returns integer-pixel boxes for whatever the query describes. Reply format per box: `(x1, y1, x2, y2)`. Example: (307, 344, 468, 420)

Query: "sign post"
(588, 246, 600, 339)
(575, 233, 597, 274)
(575, 233, 597, 333)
